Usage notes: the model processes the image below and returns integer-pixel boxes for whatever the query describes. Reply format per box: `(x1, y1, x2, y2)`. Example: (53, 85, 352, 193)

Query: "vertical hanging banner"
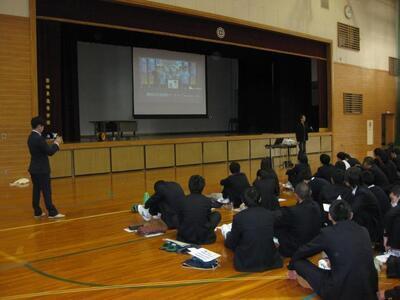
(367, 120, 374, 145)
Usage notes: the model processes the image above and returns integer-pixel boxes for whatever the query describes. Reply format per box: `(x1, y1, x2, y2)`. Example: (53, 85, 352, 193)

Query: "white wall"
(147, 0, 398, 71)
(77, 42, 238, 135)
(0, 0, 29, 17)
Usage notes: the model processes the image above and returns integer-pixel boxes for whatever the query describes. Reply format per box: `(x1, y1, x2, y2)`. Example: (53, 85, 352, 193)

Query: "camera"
(45, 132, 58, 139)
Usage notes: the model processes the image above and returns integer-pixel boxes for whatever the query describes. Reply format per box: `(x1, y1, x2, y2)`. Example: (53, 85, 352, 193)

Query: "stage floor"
(0, 164, 397, 299)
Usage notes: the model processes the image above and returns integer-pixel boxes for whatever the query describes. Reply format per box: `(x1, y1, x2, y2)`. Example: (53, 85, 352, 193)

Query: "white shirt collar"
(32, 130, 41, 136)
(368, 184, 375, 189)
(352, 186, 358, 195)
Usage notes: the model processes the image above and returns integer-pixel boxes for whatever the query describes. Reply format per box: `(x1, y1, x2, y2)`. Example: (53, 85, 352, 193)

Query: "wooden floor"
(0, 161, 398, 299)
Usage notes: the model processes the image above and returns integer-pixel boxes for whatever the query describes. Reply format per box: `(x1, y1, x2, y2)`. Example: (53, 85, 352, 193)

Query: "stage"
(49, 132, 332, 178)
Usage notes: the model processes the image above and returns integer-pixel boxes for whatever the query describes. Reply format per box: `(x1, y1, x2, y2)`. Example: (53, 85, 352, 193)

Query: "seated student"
(177, 175, 221, 245)
(379, 286, 400, 300)
(138, 180, 185, 229)
(392, 148, 400, 172)
(374, 148, 400, 184)
(259, 157, 280, 194)
(345, 167, 382, 244)
(334, 160, 346, 171)
(286, 154, 311, 188)
(253, 169, 280, 211)
(220, 161, 250, 208)
(314, 153, 336, 182)
(303, 170, 330, 205)
(362, 170, 391, 217)
(336, 152, 351, 170)
(274, 182, 321, 257)
(319, 168, 351, 204)
(383, 185, 400, 254)
(224, 187, 283, 272)
(289, 200, 378, 300)
(362, 156, 390, 189)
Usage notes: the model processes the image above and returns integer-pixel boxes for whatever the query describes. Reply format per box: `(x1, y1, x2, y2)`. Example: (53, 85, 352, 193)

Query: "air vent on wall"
(343, 93, 363, 114)
(321, 0, 329, 9)
(337, 22, 360, 51)
(389, 57, 400, 76)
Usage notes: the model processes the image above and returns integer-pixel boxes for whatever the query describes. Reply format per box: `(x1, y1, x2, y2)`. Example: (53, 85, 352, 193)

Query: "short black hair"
(361, 171, 375, 186)
(335, 161, 346, 171)
(363, 156, 375, 167)
(345, 166, 362, 187)
(320, 153, 330, 165)
(295, 182, 311, 201)
(31, 116, 45, 129)
(374, 148, 389, 163)
(243, 187, 261, 207)
(154, 180, 165, 191)
(329, 199, 352, 222)
(260, 157, 273, 171)
(337, 152, 348, 161)
(299, 168, 312, 181)
(391, 185, 400, 197)
(188, 175, 205, 194)
(331, 168, 345, 184)
(229, 161, 240, 174)
(298, 154, 308, 164)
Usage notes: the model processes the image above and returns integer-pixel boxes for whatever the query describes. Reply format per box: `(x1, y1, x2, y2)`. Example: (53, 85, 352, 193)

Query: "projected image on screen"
(133, 47, 207, 116)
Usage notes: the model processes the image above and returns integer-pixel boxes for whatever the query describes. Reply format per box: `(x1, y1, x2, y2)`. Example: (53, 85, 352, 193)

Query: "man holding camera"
(28, 116, 65, 219)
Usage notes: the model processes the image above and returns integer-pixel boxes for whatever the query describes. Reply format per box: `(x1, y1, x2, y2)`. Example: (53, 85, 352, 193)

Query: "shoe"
(152, 213, 162, 219)
(34, 212, 46, 219)
(48, 213, 65, 219)
(137, 205, 152, 221)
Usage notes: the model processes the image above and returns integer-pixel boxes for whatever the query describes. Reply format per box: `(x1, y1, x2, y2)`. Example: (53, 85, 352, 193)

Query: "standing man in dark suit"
(295, 114, 309, 157)
(28, 116, 65, 219)
(177, 175, 221, 245)
(289, 199, 378, 300)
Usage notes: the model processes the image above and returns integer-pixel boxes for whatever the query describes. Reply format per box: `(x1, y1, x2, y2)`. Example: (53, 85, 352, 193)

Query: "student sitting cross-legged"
(220, 161, 250, 209)
(176, 175, 221, 245)
(223, 187, 283, 272)
(253, 169, 280, 211)
(289, 199, 378, 300)
(274, 182, 321, 258)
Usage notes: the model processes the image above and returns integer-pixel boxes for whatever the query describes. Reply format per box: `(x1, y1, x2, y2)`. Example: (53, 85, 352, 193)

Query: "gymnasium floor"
(0, 161, 397, 299)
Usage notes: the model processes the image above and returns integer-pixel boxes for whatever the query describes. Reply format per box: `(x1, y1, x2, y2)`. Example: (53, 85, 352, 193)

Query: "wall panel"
(0, 14, 32, 184)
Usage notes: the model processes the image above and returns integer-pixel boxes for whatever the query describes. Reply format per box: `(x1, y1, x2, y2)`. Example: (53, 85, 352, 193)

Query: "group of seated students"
(136, 147, 400, 300)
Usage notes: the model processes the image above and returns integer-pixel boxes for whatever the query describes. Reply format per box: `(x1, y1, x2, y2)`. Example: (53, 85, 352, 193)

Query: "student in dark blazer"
(143, 180, 185, 229)
(345, 167, 382, 244)
(28, 116, 64, 219)
(362, 171, 391, 217)
(177, 175, 221, 245)
(305, 175, 330, 205)
(289, 199, 378, 300)
(319, 168, 351, 205)
(384, 185, 400, 251)
(274, 182, 321, 257)
(374, 148, 400, 184)
(259, 157, 280, 194)
(286, 154, 311, 188)
(224, 187, 283, 272)
(363, 156, 390, 190)
(295, 114, 310, 156)
(220, 162, 250, 208)
(253, 169, 280, 211)
(314, 154, 336, 182)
